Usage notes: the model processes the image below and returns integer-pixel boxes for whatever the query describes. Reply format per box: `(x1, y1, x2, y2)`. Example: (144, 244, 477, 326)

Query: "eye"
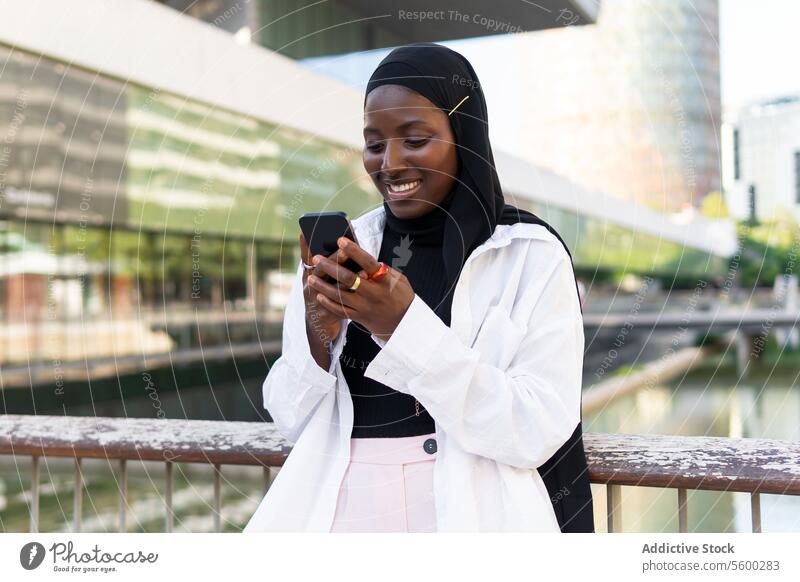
(365, 141, 384, 153)
(405, 137, 430, 148)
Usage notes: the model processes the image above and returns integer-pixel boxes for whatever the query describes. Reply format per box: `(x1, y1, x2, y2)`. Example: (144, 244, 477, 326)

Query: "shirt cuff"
(364, 294, 450, 388)
(287, 319, 343, 387)
(296, 352, 338, 391)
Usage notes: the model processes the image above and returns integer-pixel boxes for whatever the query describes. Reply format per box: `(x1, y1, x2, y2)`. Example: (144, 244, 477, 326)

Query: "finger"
(311, 247, 351, 282)
(316, 294, 350, 320)
(300, 232, 347, 273)
(309, 279, 358, 319)
(336, 237, 380, 276)
(314, 255, 358, 289)
(299, 232, 312, 265)
(307, 273, 359, 310)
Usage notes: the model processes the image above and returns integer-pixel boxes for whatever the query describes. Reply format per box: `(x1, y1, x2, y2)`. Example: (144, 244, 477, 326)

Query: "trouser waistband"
(348, 432, 437, 464)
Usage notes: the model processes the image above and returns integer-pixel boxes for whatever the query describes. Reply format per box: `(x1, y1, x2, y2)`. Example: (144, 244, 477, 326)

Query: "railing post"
(73, 457, 83, 533)
(118, 459, 128, 533)
(607, 484, 622, 533)
(677, 488, 688, 533)
(30, 456, 40, 533)
(213, 463, 222, 533)
(165, 461, 174, 532)
(751, 492, 762, 533)
(263, 466, 273, 495)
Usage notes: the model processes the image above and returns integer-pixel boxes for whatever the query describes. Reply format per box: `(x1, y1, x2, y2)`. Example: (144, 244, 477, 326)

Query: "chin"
(386, 198, 426, 216)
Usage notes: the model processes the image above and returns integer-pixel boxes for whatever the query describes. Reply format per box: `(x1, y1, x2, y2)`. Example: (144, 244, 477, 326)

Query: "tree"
(701, 191, 729, 219)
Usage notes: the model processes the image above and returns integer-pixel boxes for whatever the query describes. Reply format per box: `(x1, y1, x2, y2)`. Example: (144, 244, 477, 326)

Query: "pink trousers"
(330, 432, 438, 533)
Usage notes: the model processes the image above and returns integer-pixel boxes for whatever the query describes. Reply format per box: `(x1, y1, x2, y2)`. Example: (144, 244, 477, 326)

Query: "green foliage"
(701, 191, 729, 219)
(732, 218, 800, 288)
(611, 363, 642, 377)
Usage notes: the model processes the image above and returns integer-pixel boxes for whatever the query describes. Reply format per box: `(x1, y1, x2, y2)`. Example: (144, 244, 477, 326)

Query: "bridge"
(583, 309, 799, 334)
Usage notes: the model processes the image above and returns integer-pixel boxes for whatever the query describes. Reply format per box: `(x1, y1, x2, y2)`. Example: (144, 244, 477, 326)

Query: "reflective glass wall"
(0, 45, 376, 366)
(530, 204, 729, 281)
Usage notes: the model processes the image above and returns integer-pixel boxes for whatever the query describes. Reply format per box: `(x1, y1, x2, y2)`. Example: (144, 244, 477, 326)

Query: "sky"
(719, 0, 800, 109)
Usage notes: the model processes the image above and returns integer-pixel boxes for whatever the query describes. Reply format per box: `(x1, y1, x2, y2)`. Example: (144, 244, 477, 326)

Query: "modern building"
(0, 0, 733, 369)
(721, 95, 800, 223)
(428, 0, 721, 215)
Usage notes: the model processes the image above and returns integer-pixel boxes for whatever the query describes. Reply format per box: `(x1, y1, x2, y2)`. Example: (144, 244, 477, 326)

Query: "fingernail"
(338, 237, 347, 247)
(312, 256, 320, 265)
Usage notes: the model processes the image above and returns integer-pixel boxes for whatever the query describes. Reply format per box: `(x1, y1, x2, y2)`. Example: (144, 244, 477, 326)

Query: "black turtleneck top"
(340, 199, 453, 438)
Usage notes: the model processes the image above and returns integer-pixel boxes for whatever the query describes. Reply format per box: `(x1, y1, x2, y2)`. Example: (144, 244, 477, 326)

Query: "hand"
(299, 232, 347, 349)
(305, 236, 414, 341)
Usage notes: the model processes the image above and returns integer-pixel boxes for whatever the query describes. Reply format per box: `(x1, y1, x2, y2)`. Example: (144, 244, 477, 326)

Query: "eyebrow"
(363, 119, 430, 135)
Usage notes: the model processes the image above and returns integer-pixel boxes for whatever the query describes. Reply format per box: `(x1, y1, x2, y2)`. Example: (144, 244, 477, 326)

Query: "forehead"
(364, 84, 443, 123)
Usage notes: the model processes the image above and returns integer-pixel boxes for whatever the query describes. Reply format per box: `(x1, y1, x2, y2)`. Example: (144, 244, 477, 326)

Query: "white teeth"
(387, 180, 421, 193)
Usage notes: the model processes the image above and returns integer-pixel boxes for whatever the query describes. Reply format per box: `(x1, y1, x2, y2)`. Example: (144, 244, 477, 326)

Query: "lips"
(385, 179, 421, 200)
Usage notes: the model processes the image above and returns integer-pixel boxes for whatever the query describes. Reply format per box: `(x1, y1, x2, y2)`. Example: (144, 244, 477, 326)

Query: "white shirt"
(243, 204, 584, 532)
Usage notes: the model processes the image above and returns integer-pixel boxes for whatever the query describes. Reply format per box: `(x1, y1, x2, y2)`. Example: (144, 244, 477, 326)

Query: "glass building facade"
(0, 44, 375, 366)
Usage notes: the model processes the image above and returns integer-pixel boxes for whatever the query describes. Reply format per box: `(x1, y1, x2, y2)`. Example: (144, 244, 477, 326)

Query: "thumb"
(299, 231, 312, 264)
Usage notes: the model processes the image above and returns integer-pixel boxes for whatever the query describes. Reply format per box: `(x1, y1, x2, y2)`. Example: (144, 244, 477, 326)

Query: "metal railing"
(584, 433, 800, 533)
(1, 415, 799, 533)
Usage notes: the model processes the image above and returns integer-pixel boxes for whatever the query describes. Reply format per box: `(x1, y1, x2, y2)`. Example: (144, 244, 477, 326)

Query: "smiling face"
(363, 84, 458, 218)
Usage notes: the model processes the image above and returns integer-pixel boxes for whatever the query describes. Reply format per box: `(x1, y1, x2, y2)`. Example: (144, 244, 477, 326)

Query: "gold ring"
(348, 276, 361, 292)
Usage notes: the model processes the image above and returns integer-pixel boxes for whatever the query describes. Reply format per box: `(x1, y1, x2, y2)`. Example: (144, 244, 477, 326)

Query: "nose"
(380, 137, 406, 178)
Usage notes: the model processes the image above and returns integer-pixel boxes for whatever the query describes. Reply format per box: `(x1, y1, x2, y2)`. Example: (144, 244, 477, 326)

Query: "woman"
(244, 43, 593, 533)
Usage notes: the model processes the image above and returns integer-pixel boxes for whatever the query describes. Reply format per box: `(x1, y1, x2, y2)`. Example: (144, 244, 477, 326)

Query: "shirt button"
(423, 438, 437, 455)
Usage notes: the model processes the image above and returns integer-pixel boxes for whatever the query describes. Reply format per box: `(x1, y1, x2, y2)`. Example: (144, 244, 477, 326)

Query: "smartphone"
(299, 212, 363, 280)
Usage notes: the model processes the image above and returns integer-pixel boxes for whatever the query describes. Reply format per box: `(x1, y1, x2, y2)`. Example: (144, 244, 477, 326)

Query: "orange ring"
(367, 262, 389, 282)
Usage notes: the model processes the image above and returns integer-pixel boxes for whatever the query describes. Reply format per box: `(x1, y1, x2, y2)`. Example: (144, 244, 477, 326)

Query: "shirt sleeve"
(363, 244, 583, 469)
(262, 260, 344, 444)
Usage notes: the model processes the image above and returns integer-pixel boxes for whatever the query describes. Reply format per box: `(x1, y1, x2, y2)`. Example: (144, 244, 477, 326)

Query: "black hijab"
(364, 43, 581, 325)
(364, 43, 594, 533)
